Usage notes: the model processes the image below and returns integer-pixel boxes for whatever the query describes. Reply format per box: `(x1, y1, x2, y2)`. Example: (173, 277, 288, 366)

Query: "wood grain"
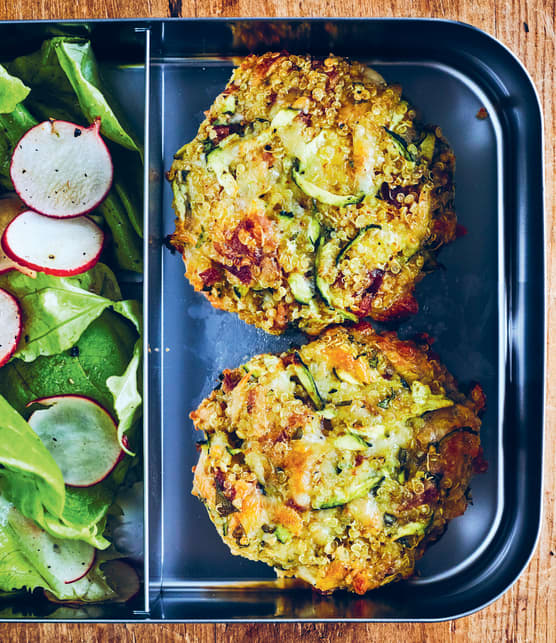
(0, 0, 553, 641)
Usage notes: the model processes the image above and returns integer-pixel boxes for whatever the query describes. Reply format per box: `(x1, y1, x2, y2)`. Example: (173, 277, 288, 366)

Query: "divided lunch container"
(0, 18, 544, 622)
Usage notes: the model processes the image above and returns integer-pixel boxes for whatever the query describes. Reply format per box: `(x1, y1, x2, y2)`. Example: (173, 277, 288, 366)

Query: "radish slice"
(0, 194, 36, 277)
(27, 395, 123, 488)
(10, 118, 113, 218)
(43, 560, 141, 604)
(0, 288, 21, 367)
(2, 211, 104, 276)
(101, 560, 141, 602)
(7, 505, 95, 584)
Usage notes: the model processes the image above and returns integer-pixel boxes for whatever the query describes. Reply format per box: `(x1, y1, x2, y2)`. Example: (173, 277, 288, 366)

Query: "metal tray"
(0, 17, 545, 622)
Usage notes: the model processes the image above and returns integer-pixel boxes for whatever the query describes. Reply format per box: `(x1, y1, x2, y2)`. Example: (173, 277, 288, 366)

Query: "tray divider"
(137, 24, 170, 617)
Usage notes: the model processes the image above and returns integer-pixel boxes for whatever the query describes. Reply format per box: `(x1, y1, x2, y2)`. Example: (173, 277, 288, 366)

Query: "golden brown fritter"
(191, 324, 486, 594)
(168, 53, 456, 335)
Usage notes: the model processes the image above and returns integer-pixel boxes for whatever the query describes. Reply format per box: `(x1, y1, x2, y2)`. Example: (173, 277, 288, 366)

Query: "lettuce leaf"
(0, 65, 29, 114)
(97, 190, 143, 273)
(104, 299, 142, 455)
(108, 338, 142, 457)
(0, 496, 119, 601)
(0, 499, 46, 594)
(54, 40, 141, 154)
(0, 396, 65, 518)
(0, 310, 136, 415)
(42, 511, 109, 549)
(0, 263, 139, 363)
(62, 485, 113, 529)
(0, 104, 37, 189)
(7, 38, 140, 153)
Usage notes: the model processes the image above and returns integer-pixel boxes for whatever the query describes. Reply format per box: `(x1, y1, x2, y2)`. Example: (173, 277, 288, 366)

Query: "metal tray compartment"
(0, 17, 544, 622)
(148, 19, 544, 622)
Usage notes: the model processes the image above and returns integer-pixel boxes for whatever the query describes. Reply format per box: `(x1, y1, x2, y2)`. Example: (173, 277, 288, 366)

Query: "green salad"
(0, 37, 143, 604)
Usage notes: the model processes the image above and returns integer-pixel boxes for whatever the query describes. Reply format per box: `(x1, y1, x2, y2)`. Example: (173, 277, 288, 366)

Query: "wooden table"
(2, 0, 554, 641)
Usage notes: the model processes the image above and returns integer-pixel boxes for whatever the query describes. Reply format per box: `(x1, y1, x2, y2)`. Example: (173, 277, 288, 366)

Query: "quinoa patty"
(168, 53, 457, 335)
(191, 324, 486, 594)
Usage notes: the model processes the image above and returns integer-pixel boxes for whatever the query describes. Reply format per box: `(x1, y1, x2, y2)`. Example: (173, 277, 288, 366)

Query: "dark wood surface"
(0, 1, 554, 640)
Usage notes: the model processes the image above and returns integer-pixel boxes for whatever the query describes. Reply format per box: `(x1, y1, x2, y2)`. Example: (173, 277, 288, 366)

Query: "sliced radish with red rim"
(27, 395, 123, 487)
(7, 506, 96, 584)
(43, 560, 140, 604)
(0, 288, 21, 367)
(10, 118, 113, 218)
(2, 211, 104, 276)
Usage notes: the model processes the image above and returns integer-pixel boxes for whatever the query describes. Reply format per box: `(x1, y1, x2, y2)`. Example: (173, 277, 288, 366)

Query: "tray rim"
(0, 15, 545, 624)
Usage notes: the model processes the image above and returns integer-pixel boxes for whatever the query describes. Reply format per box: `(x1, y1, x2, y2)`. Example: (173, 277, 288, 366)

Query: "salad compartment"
(0, 20, 149, 621)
